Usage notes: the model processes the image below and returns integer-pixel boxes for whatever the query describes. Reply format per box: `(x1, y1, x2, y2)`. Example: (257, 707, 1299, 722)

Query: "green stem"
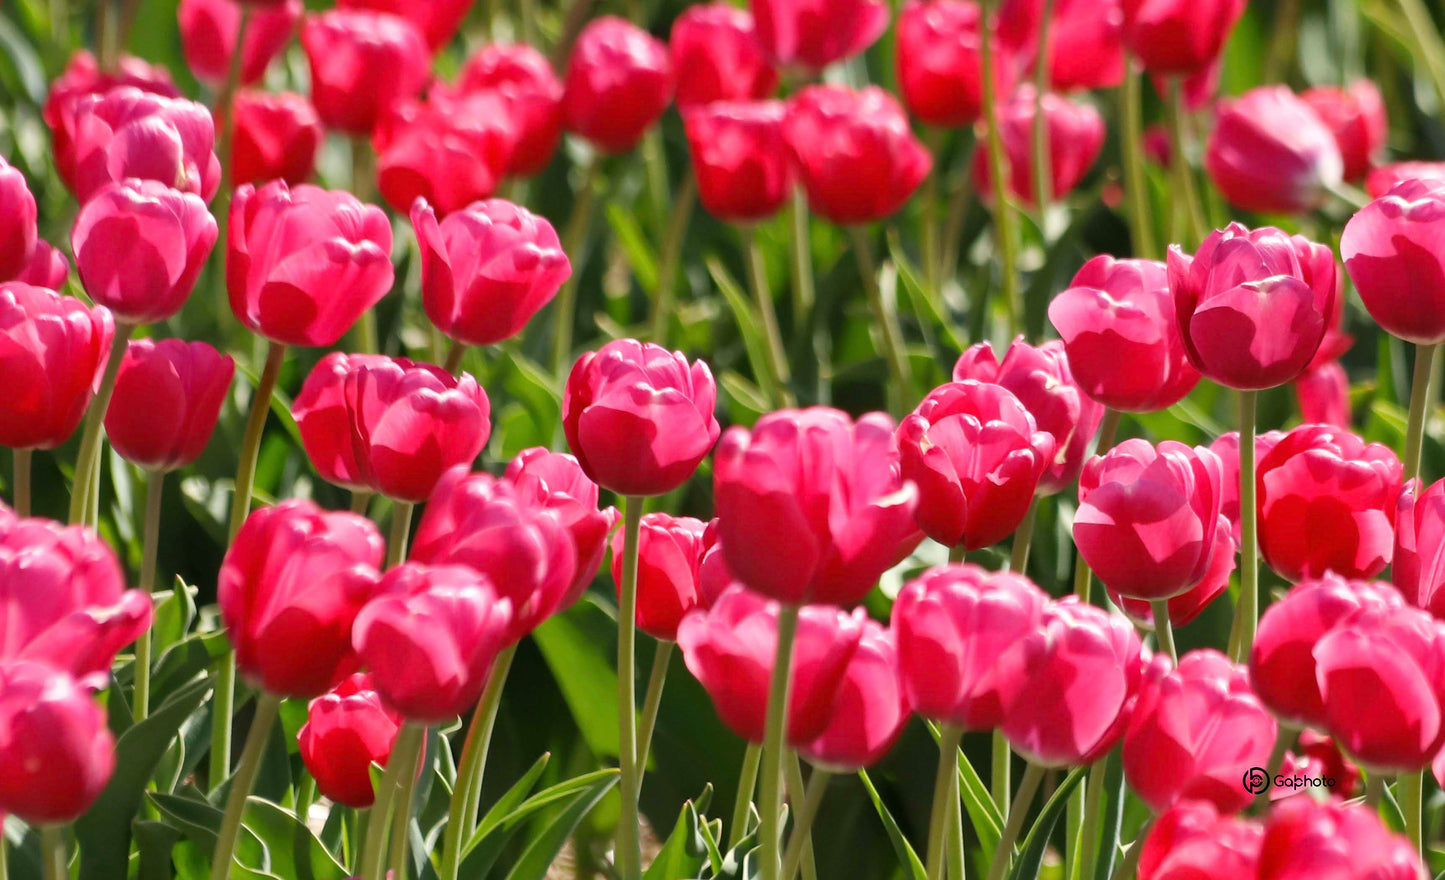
(1228, 390, 1258, 664)
(850, 226, 914, 412)
(440, 643, 516, 880)
(741, 225, 794, 407)
(783, 754, 817, 880)
(1119, 61, 1156, 260)
(759, 605, 802, 880)
(359, 723, 425, 880)
(926, 725, 965, 880)
(781, 768, 831, 880)
(1030, 0, 1055, 236)
(615, 496, 645, 880)
(991, 731, 1012, 818)
(296, 776, 317, 824)
(1151, 600, 1177, 664)
(636, 639, 673, 773)
(1254, 727, 1296, 811)
(978, 0, 1021, 335)
(1400, 771, 1423, 853)
(1404, 344, 1438, 482)
(443, 340, 467, 376)
(946, 794, 965, 880)
(209, 694, 282, 880)
(1065, 781, 1083, 880)
(1365, 774, 1384, 809)
(922, 127, 946, 304)
(1010, 497, 1039, 575)
(0, 831, 8, 880)
(949, 544, 967, 564)
(986, 763, 1046, 880)
(41, 827, 63, 880)
(1076, 762, 1106, 880)
(386, 502, 414, 568)
(133, 469, 164, 722)
(351, 491, 372, 515)
(1163, 77, 1207, 249)
(729, 744, 763, 849)
(648, 177, 696, 345)
(68, 322, 136, 525)
(388, 728, 425, 880)
(350, 808, 369, 873)
(552, 156, 600, 377)
(1106, 819, 1151, 880)
(12, 449, 30, 517)
(940, 138, 979, 282)
(789, 189, 815, 325)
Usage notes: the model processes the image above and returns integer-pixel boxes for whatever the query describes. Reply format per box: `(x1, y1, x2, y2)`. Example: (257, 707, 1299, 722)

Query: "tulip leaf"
(925, 722, 1005, 855)
(885, 230, 966, 356)
(606, 202, 661, 296)
(135, 820, 183, 880)
(501, 769, 620, 880)
(644, 786, 714, 880)
(707, 255, 778, 410)
(151, 576, 200, 658)
(460, 768, 621, 876)
(147, 791, 348, 880)
(857, 769, 927, 880)
(149, 630, 231, 700)
(1008, 767, 1086, 880)
(1091, 753, 1126, 880)
(532, 597, 621, 759)
(472, 753, 552, 838)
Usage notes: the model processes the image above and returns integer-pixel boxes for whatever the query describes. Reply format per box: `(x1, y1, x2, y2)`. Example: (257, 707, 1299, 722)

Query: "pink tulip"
(0, 283, 114, 451)
(505, 447, 617, 609)
(1209, 429, 1286, 545)
(1204, 86, 1344, 215)
(297, 673, 403, 808)
(1301, 81, 1387, 182)
(1138, 801, 1262, 880)
(228, 90, 323, 188)
(716, 407, 922, 605)
(797, 620, 910, 770)
(1293, 361, 1351, 427)
(177, 0, 301, 87)
(1341, 178, 1445, 345)
(456, 44, 564, 178)
(1366, 161, 1445, 198)
(300, 10, 431, 135)
(68, 87, 221, 204)
(1108, 523, 1236, 628)
(751, 0, 887, 69)
(13, 241, 70, 290)
(669, 3, 777, 107)
(971, 86, 1106, 206)
(373, 92, 517, 216)
(0, 156, 36, 282)
(0, 662, 114, 825)
(610, 514, 713, 641)
(105, 339, 235, 471)
(697, 519, 738, 607)
(43, 52, 180, 192)
(896, 0, 1013, 128)
(1118, 0, 1246, 75)
(997, 0, 1125, 91)
(336, 0, 474, 51)
(1257, 790, 1427, 880)
(684, 100, 795, 223)
(563, 17, 673, 155)
(1290, 730, 1360, 800)
(1394, 478, 1445, 619)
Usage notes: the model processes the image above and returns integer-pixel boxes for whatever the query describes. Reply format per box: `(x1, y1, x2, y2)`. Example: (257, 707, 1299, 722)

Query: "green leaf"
(606, 202, 660, 295)
(925, 722, 1005, 855)
(708, 255, 777, 408)
(501, 770, 620, 880)
(1008, 767, 1086, 880)
(237, 799, 349, 880)
(460, 768, 621, 878)
(135, 821, 183, 880)
(472, 753, 552, 835)
(644, 786, 714, 880)
(151, 576, 200, 658)
(856, 769, 927, 880)
(531, 597, 621, 758)
(1091, 753, 1125, 880)
(150, 631, 231, 699)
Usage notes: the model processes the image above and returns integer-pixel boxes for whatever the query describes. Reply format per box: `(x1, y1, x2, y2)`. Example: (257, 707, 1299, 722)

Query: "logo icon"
(1242, 767, 1270, 795)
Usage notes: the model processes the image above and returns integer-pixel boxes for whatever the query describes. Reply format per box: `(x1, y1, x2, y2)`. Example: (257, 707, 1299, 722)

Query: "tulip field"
(7, 0, 1445, 878)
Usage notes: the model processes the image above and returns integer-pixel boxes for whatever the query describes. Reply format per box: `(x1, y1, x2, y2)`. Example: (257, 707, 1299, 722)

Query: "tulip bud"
(373, 92, 517, 216)
(1257, 797, 1427, 880)
(505, 447, 617, 608)
(669, 3, 777, 107)
(563, 17, 673, 155)
(297, 673, 403, 807)
(228, 90, 324, 188)
(1342, 178, 1445, 345)
(1301, 80, 1386, 183)
(456, 44, 565, 178)
(300, 10, 431, 136)
(0, 155, 37, 282)
(997, 0, 1125, 91)
(1138, 801, 1262, 880)
(751, 0, 888, 70)
(1366, 161, 1445, 198)
(683, 100, 795, 223)
(0, 662, 114, 825)
(971, 86, 1106, 207)
(610, 514, 712, 641)
(105, 339, 234, 472)
(796, 620, 910, 771)
(177, 0, 301, 88)
(336, 0, 474, 51)
(1118, 0, 1246, 76)
(13, 241, 70, 290)
(1204, 86, 1344, 215)
(43, 52, 180, 192)
(0, 283, 114, 451)
(68, 87, 221, 204)
(896, 0, 1013, 128)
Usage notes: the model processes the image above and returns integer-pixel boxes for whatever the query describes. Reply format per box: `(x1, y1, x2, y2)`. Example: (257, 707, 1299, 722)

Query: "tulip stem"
(296, 776, 317, 823)
(978, 0, 1021, 336)
(781, 767, 831, 880)
(68, 322, 136, 525)
(133, 469, 164, 722)
(1150, 600, 1177, 664)
(783, 753, 817, 880)
(1404, 344, 1438, 482)
(1, 832, 9, 880)
(1119, 62, 1156, 260)
(850, 226, 914, 413)
(946, 794, 966, 880)
(1365, 774, 1384, 809)
(1030, 0, 1055, 238)
(636, 639, 673, 773)
(940, 138, 980, 283)
(1075, 760, 1107, 880)
(922, 127, 946, 303)
(1227, 389, 1258, 665)
(41, 827, 63, 880)
(926, 725, 965, 880)
(992, 731, 1012, 818)
(12, 449, 29, 517)
(1010, 497, 1039, 575)
(1400, 771, 1423, 853)
(359, 722, 425, 880)
(648, 176, 696, 346)
(729, 743, 763, 849)
(440, 643, 516, 880)
(741, 225, 794, 408)
(388, 728, 425, 880)
(615, 495, 645, 880)
(386, 502, 414, 568)
(351, 491, 372, 515)
(552, 156, 601, 378)
(759, 604, 802, 880)
(987, 762, 1045, 880)
(1106, 818, 1151, 880)
(443, 340, 467, 376)
(789, 189, 815, 325)
(1163, 77, 1207, 249)
(209, 693, 282, 880)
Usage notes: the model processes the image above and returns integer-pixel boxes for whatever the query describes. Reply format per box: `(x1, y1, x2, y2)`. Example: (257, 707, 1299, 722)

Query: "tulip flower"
(684, 100, 795, 223)
(227, 90, 324, 188)
(1341, 178, 1445, 346)
(336, 0, 473, 51)
(1301, 80, 1387, 182)
(228, 181, 395, 347)
(177, 0, 301, 88)
(297, 673, 403, 807)
(0, 156, 36, 282)
(1256, 425, 1402, 582)
(1291, 730, 1361, 799)
(373, 92, 517, 216)
(896, 0, 1013, 128)
(67, 87, 221, 204)
(697, 519, 738, 606)
(105, 339, 234, 472)
(1209, 430, 1285, 544)
(1204, 86, 1345, 215)
(413, 197, 571, 348)
(897, 381, 1053, 551)
(1258, 797, 1427, 880)
(1118, 0, 1246, 75)
(609, 514, 713, 642)
(71, 179, 218, 325)
(1049, 255, 1201, 412)
(0, 661, 114, 825)
(456, 44, 565, 178)
(300, 10, 430, 135)
(797, 620, 910, 771)
(971, 86, 1106, 207)
(670, 3, 777, 107)
(1108, 523, 1236, 628)
(563, 339, 719, 497)
(1395, 478, 1445, 619)
(1366, 161, 1445, 198)
(0, 283, 114, 451)
(1294, 362, 1351, 427)
(1138, 801, 1262, 880)
(13, 241, 70, 290)
(750, 0, 887, 70)
(784, 85, 933, 224)
(505, 447, 617, 608)
(997, 0, 1125, 91)
(562, 17, 673, 155)
(716, 407, 922, 605)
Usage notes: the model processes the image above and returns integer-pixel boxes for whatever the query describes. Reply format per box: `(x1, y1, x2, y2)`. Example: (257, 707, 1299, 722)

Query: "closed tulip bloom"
(1256, 425, 1402, 582)
(177, 0, 301, 87)
(505, 447, 617, 608)
(372, 93, 516, 216)
(1138, 801, 1262, 880)
(14, 241, 70, 290)
(0, 283, 114, 451)
(891, 564, 1049, 729)
(228, 90, 323, 187)
(336, 0, 474, 51)
(105, 339, 234, 471)
(670, 4, 777, 107)
(676, 585, 865, 744)
(751, 0, 887, 69)
(228, 181, 394, 347)
(1342, 178, 1445, 345)
(785, 85, 933, 224)
(1301, 81, 1386, 183)
(1204, 87, 1344, 215)
(68, 87, 221, 204)
(1075, 439, 1226, 601)
(997, 0, 1125, 91)
(684, 100, 795, 222)
(1168, 223, 1337, 390)
(954, 337, 1104, 493)
(0, 156, 37, 282)
(996, 598, 1145, 767)
(1294, 361, 1351, 427)
(1257, 797, 1426, 880)
(293, 353, 491, 503)
(563, 17, 673, 155)
(716, 407, 922, 605)
(897, 381, 1053, 551)
(1249, 574, 1403, 728)
(300, 10, 430, 136)
(610, 514, 712, 641)
(563, 339, 719, 497)
(0, 662, 114, 825)
(43, 52, 180, 192)
(798, 621, 910, 771)
(896, 0, 1013, 128)
(409, 467, 577, 641)
(219, 500, 385, 698)
(1394, 478, 1445, 618)
(1118, 0, 1246, 76)
(413, 197, 571, 347)
(297, 673, 402, 808)
(71, 179, 217, 325)
(352, 562, 514, 722)
(972, 86, 1106, 206)
(1109, 522, 1236, 628)
(457, 44, 564, 178)
(1210, 430, 1286, 544)
(1366, 161, 1445, 199)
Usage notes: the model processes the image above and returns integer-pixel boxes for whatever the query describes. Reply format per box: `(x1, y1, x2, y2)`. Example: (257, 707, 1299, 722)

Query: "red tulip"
(996, 598, 1145, 767)
(891, 564, 1049, 730)
(105, 339, 234, 471)
(1118, 0, 1246, 76)
(14, 241, 70, 290)
(1290, 731, 1360, 799)
(372, 92, 516, 216)
(228, 181, 394, 347)
(1293, 361, 1351, 427)
(352, 562, 515, 722)
(1257, 797, 1426, 880)
(219, 500, 385, 698)
(0, 156, 36, 282)
(716, 407, 922, 605)
(409, 467, 577, 641)
(1342, 178, 1445, 345)
(684, 100, 795, 223)
(563, 339, 719, 497)
(71, 179, 217, 325)
(177, 0, 301, 88)
(336, 0, 474, 51)
(1204, 86, 1344, 215)
(676, 585, 865, 743)
(610, 514, 712, 641)
(897, 381, 1053, 550)
(785, 85, 932, 224)
(1049, 255, 1201, 412)
(1138, 801, 1262, 880)
(1150, 58, 1222, 115)
(1394, 478, 1445, 619)
(562, 17, 673, 155)
(68, 87, 221, 204)
(1366, 161, 1445, 199)
(1168, 223, 1337, 390)
(228, 90, 324, 188)
(0, 662, 114, 825)
(300, 10, 430, 136)
(797, 620, 910, 771)
(297, 673, 402, 808)
(1256, 425, 1401, 582)
(971, 86, 1106, 207)
(670, 3, 777, 107)
(1249, 574, 1404, 728)
(1209, 430, 1285, 545)
(997, 0, 1125, 91)
(896, 0, 1013, 128)
(1108, 522, 1236, 628)
(954, 337, 1103, 493)
(750, 0, 887, 69)
(1301, 81, 1386, 183)
(412, 197, 571, 347)
(505, 447, 617, 608)
(456, 44, 564, 178)
(0, 283, 114, 451)
(43, 52, 180, 192)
